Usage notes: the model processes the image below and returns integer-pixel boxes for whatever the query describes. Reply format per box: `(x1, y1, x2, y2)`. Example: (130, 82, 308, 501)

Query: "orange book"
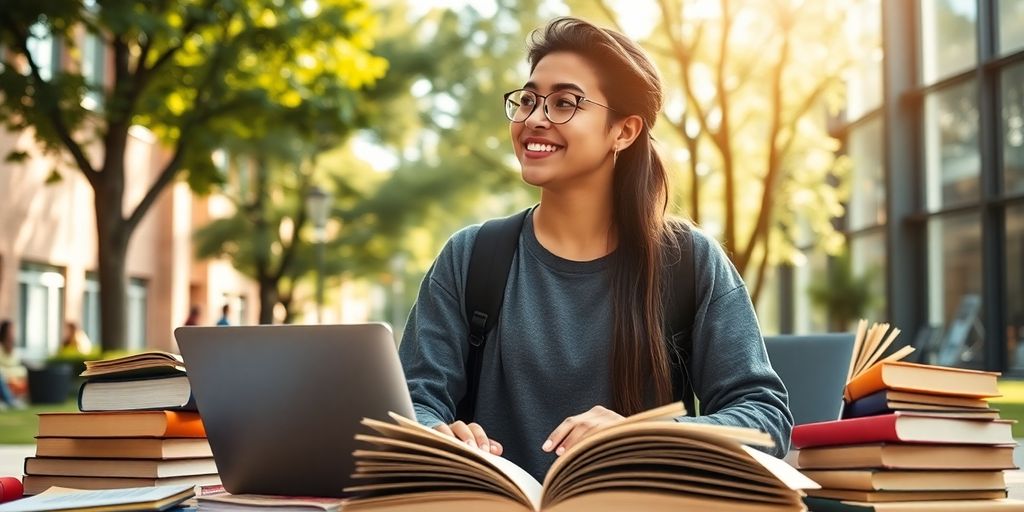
(37, 411, 205, 438)
(844, 361, 1000, 403)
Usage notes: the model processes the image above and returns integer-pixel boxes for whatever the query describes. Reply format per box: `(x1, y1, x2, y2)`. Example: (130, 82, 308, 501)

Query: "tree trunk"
(258, 279, 278, 325)
(280, 293, 295, 324)
(94, 180, 130, 351)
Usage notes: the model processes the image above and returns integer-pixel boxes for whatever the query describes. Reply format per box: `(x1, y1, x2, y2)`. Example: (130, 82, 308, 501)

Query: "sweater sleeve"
(397, 226, 478, 429)
(674, 229, 794, 457)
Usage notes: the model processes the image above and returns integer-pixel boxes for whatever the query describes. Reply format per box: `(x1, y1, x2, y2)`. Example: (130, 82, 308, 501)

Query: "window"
(81, 32, 105, 110)
(237, 295, 248, 326)
(1004, 63, 1024, 196)
(17, 263, 66, 360)
(849, 231, 887, 322)
(1008, 204, 1024, 370)
(25, 21, 60, 81)
(999, 0, 1024, 55)
(847, 117, 886, 229)
(919, 0, 976, 84)
(844, 0, 883, 119)
(794, 249, 828, 334)
(924, 80, 980, 210)
(127, 278, 148, 350)
(83, 272, 101, 344)
(927, 212, 984, 367)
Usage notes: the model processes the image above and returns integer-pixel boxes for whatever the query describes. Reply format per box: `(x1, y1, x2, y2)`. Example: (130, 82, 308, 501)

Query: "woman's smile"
(522, 136, 565, 159)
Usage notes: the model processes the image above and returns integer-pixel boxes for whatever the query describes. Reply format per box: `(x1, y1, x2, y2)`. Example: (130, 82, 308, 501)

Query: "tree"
(808, 249, 878, 331)
(192, 133, 334, 324)
(575, 0, 863, 304)
(0, 0, 386, 348)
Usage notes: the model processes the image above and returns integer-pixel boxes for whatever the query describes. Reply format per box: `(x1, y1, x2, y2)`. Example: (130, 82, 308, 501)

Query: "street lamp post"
(305, 186, 332, 324)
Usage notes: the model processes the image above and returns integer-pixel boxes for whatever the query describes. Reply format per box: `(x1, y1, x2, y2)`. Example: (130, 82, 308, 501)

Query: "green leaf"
(44, 169, 63, 185)
(4, 151, 29, 164)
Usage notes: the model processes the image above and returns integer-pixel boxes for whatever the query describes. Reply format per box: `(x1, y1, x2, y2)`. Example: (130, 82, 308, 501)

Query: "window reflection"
(927, 213, 984, 368)
(1000, 0, 1024, 54)
(925, 80, 980, 209)
(919, 0, 977, 83)
(1003, 64, 1024, 195)
(848, 118, 886, 230)
(1008, 205, 1024, 370)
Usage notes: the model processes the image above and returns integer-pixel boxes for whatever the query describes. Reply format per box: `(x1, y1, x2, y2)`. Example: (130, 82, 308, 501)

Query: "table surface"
(3, 445, 1024, 500)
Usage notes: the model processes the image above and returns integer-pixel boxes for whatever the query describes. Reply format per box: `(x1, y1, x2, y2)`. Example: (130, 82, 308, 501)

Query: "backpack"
(454, 208, 697, 422)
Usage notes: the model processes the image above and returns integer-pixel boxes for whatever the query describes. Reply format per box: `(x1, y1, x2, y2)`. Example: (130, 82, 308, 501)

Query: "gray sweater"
(398, 210, 793, 481)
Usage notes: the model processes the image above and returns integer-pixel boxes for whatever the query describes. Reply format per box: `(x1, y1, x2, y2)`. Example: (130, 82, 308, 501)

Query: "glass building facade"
(825, 0, 1024, 374)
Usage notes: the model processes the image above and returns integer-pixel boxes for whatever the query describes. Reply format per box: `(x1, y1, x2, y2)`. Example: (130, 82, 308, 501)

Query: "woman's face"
(510, 52, 621, 189)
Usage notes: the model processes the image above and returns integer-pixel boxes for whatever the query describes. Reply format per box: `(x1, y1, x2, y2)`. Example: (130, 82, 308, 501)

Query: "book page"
(542, 421, 777, 505)
(80, 351, 186, 377)
(381, 413, 543, 509)
(0, 485, 194, 512)
(198, 493, 344, 510)
(740, 445, 819, 490)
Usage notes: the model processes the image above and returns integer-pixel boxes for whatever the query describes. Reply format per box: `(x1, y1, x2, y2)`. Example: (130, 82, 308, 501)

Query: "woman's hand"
(543, 405, 624, 456)
(433, 421, 503, 455)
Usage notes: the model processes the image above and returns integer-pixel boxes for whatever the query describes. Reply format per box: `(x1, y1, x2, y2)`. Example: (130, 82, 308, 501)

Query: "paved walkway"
(0, 445, 31, 478)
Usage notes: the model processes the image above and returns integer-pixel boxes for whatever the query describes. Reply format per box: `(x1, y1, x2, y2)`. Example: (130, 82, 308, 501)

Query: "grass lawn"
(0, 399, 78, 444)
(993, 379, 1024, 438)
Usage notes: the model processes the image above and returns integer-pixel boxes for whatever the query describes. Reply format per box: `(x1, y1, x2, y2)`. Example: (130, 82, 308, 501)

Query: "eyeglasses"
(503, 89, 618, 125)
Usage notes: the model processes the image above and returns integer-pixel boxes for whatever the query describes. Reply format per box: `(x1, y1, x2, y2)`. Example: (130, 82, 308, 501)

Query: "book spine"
(180, 392, 198, 412)
(77, 380, 87, 412)
(844, 390, 890, 418)
(163, 411, 206, 437)
(845, 364, 886, 403)
(792, 415, 899, 449)
(802, 497, 874, 511)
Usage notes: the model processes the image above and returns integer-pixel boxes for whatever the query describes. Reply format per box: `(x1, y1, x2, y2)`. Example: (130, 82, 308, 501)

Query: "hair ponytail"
(528, 18, 675, 414)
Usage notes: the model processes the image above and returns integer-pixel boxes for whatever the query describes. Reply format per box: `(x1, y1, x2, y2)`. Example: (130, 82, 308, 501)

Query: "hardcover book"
(37, 411, 206, 438)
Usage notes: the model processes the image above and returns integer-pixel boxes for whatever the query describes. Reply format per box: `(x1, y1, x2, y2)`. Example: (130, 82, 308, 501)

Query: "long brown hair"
(527, 17, 677, 415)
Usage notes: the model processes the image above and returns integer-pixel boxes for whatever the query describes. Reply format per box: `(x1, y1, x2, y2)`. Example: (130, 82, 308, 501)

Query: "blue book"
(844, 389, 891, 418)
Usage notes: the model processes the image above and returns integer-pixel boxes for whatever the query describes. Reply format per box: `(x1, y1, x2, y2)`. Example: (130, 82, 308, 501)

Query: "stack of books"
(792, 322, 1023, 511)
(21, 351, 219, 495)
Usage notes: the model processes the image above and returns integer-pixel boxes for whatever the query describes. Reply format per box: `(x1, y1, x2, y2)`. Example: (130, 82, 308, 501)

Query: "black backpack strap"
(455, 208, 530, 423)
(665, 224, 697, 416)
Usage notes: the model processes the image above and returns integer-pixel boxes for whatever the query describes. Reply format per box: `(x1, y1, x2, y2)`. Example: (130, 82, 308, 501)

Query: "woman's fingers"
(433, 423, 455, 437)
(489, 439, 503, 455)
(467, 422, 490, 452)
(543, 415, 577, 453)
(433, 422, 502, 454)
(449, 421, 478, 449)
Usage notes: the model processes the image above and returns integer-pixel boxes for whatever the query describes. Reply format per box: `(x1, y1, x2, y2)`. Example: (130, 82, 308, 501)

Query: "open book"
(342, 403, 817, 512)
(845, 320, 914, 385)
(81, 351, 185, 378)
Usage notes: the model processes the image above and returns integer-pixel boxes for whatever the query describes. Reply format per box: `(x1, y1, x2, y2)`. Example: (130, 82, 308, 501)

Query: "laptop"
(174, 323, 415, 498)
(764, 333, 855, 426)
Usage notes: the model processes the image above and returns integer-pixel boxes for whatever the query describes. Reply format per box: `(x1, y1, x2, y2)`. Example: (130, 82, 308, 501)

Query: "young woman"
(399, 17, 791, 480)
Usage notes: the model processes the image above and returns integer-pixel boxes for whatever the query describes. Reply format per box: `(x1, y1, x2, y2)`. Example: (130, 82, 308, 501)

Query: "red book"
(0, 477, 23, 503)
(792, 413, 1014, 449)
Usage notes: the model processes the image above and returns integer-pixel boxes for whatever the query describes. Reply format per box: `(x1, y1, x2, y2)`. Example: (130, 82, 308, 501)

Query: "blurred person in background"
(59, 321, 93, 357)
(216, 304, 231, 326)
(184, 305, 202, 326)
(0, 320, 27, 409)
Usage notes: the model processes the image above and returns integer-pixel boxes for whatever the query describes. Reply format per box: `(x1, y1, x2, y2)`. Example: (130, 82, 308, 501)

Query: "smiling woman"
(397, 16, 793, 482)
